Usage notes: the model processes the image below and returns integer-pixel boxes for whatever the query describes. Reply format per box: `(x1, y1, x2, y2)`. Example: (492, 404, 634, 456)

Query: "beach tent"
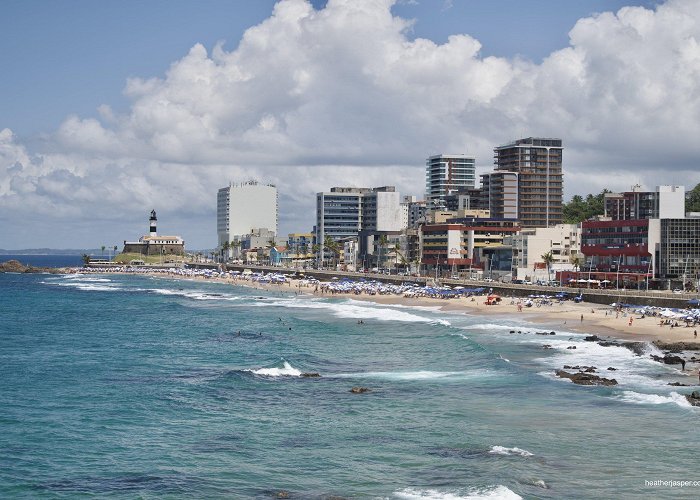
(688, 298, 700, 307)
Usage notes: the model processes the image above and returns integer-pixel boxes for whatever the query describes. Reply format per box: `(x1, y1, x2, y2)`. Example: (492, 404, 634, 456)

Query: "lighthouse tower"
(149, 210, 157, 237)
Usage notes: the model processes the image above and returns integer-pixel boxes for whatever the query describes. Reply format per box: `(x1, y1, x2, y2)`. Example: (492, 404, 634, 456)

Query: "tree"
(562, 190, 610, 223)
(230, 240, 241, 261)
(221, 241, 230, 262)
(541, 251, 554, 283)
(570, 254, 583, 273)
(267, 238, 277, 266)
(323, 236, 339, 269)
(82, 254, 91, 266)
(101, 245, 106, 257)
(377, 234, 388, 269)
(687, 182, 700, 213)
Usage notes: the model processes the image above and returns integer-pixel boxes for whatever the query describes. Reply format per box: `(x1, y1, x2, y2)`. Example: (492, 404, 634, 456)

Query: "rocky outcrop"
(583, 335, 600, 342)
(0, 259, 62, 274)
(668, 382, 691, 386)
(300, 372, 321, 378)
(686, 391, 700, 407)
(650, 354, 686, 370)
(653, 341, 700, 352)
(350, 387, 371, 394)
(563, 365, 597, 372)
(556, 370, 618, 386)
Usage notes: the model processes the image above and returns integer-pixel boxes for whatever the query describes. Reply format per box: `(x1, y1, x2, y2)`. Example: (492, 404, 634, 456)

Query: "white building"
(425, 154, 476, 210)
(507, 223, 581, 282)
(217, 181, 278, 252)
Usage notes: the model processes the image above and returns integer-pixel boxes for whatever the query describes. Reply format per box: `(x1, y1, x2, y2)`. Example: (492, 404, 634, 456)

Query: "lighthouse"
(149, 210, 157, 237)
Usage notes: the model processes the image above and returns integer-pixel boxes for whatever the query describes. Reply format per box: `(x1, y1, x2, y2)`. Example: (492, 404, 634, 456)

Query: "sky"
(1, 0, 698, 250)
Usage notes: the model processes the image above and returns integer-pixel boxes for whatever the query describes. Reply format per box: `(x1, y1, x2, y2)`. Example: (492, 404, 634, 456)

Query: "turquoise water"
(1, 273, 699, 499)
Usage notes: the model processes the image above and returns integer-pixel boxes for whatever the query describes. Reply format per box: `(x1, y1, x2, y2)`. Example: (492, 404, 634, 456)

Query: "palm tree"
(113, 245, 118, 261)
(312, 244, 321, 268)
(393, 245, 408, 274)
(230, 240, 241, 261)
(541, 251, 554, 284)
(101, 245, 106, 258)
(377, 234, 388, 270)
(82, 254, 91, 266)
(221, 240, 230, 262)
(323, 236, 339, 269)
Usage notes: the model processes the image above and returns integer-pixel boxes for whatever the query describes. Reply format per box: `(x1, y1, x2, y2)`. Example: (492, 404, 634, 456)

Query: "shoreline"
(128, 268, 700, 346)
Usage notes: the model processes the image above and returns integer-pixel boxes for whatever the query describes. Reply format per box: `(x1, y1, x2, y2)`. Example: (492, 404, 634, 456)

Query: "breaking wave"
(394, 486, 522, 499)
(488, 446, 533, 457)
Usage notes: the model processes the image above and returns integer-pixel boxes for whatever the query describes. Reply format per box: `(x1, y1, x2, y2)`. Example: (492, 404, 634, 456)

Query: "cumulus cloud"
(1, 0, 699, 247)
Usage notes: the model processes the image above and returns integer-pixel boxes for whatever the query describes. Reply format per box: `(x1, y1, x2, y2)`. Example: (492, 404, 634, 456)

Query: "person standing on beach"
(580, 314, 583, 323)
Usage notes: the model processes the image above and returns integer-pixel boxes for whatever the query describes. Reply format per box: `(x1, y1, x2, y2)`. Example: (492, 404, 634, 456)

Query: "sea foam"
(394, 485, 522, 500)
(617, 391, 692, 408)
(488, 445, 534, 457)
(252, 297, 451, 325)
(247, 361, 302, 377)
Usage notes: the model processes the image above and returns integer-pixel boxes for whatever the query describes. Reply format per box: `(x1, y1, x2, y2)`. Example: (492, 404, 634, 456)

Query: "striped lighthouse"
(149, 210, 157, 237)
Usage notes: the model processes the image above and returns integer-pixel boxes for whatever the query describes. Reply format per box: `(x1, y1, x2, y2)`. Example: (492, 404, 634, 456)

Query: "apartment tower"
(493, 138, 563, 228)
(425, 154, 476, 210)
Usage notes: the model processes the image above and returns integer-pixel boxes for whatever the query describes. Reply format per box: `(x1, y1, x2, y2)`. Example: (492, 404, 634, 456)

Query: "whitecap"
(246, 361, 302, 377)
(394, 485, 522, 500)
(488, 445, 534, 457)
(617, 391, 692, 408)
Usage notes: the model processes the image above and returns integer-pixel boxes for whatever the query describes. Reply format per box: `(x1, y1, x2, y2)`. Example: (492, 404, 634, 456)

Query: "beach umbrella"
(601, 279, 611, 283)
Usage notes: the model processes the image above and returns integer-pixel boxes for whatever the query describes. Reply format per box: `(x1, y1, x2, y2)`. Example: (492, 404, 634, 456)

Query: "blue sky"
(1, 0, 697, 249)
(2, 0, 654, 138)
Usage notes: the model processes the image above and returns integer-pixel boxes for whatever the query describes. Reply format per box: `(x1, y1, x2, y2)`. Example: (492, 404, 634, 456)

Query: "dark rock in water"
(555, 369, 617, 386)
(598, 341, 619, 348)
(510, 330, 515, 333)
(650, 354, 686, 369)
(653, 341, 700, 352)
(583, 335, 600, 342)
(607, 367, 617, 371)
(300, 372, 321, 378)
(350, 387, 370, 393)
(619, 342, 648, 356)
(542, 344, 553, 349)
(566, 346, 577, 350)
(276, 491, 290, 499)
(686, 391, 700, 406)
(550, 331, 556, 335)
(668, 382, 691, 386)
(535, 332, 549, 336)
(584, 367, 596, 373)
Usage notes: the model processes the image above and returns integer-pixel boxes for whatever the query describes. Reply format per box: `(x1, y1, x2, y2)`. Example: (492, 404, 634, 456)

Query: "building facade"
(653, 218, 700, 282)
(481, 171, 518, 219)
(493, 137, 563, 228)
(315, 186, 403, 264)
(217, 181, 278, 250)
(507, 224, 581, 282)
(604, 185, 686, 220)
(425, 154, 476, 210)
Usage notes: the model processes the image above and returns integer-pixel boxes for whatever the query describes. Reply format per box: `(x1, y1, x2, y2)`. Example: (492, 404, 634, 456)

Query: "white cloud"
(1, 0, 699, 248)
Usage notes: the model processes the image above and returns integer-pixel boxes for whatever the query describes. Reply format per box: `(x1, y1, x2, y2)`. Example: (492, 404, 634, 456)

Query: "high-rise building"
(425, 154, 476, 210)
(480, 171, 518, 219)
(315, 186, 403, 264)
(493, 137, 563, 228)
(604, 185, 685, 220)
(217, 181, 278, 249)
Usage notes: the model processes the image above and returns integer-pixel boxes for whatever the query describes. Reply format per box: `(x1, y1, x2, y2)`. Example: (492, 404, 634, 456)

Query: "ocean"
(1, 254, 85, 268)
(1, 272, 698, 499)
